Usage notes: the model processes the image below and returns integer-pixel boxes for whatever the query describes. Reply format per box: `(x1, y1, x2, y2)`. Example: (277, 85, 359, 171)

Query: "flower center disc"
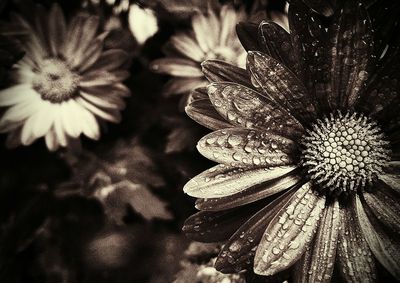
(33, 58, 80, 103)
(301, 112, 390, 196)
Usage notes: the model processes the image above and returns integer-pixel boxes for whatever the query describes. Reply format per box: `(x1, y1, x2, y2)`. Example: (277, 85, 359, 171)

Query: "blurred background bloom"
(0, 3, 131, 150)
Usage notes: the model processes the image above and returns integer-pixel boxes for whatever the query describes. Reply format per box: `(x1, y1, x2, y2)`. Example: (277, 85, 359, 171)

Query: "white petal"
(76, 97, 121, 123)
(0, 84, 32, 106)
(76, 104, 100, 140)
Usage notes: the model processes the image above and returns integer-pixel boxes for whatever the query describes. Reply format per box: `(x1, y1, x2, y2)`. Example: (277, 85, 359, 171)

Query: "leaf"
(96, 181, 173, 223)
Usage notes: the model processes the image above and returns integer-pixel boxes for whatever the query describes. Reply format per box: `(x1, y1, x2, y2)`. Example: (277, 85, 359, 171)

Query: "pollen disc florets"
(32, 58, 80, 103)
(301, 112, 390, 196)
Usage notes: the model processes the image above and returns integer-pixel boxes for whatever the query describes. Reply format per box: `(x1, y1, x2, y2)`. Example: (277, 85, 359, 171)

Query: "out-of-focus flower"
(150, 2, 247, 99)
(0, 4, 131, 150)
(183, 0, 400, 281)
(128, 3, 159, 45)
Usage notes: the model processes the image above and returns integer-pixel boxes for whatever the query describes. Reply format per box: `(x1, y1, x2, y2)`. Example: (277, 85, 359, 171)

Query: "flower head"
(183, 0, 400, 281)
(0, 4, 131, 150)
(150, 2, 247, 98)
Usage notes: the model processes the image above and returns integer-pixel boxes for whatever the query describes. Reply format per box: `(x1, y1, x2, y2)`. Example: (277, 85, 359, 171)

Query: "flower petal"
(185, 98, 231, 130)
(329, 1, 374, 108)
(337, 201, 377, 283)
(45, 129, 59, 151)
(288, 1, 332, 111)
(201, 59, 253, 88)
(215, 189, 297, 273)
(258, 21, 298, 74)
(247, 51, 316, 124)
(378, 174, 400, 194)
(85, 49, 129, 73)
(0, 84, 31, 106)
(195, 172, 301, 211)
(363, 183, 400, 235)
(182, 201, 268, 243)
(254, 183, 325, 276)
(184, 164, 296, 199)
(294, 201, 341, 283)
(163, 77, 207, 96)
(75, 38, 104, 71)
(169, 33, 205, 62)
(79, 70, 129, 87)
(207, 82, 304, 138)
(76, 97, 120, 123)
(196, 128, 297, 167)
(150, 58, 203, 77)
(236, 22, 260, 52)
(192, 12, 216, 53)
(356, 195, 400, 279)
(47, 3, 66, 56)
(219, 5, 239, 47)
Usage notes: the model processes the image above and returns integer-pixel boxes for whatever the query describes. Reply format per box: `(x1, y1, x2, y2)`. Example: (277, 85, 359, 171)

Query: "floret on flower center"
(301, 112, 390, 196)
(32, 58, 80, 103)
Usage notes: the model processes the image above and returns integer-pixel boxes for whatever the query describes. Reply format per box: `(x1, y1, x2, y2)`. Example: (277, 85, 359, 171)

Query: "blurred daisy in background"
(0, 4, 131, 151)
(128, 3, 159, 46)
(150, 1, 247, 102)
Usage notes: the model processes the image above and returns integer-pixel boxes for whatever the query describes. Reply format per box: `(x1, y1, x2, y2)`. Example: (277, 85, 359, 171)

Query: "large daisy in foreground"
(183, 0, 400, 281)
(0, 4, 130, 150)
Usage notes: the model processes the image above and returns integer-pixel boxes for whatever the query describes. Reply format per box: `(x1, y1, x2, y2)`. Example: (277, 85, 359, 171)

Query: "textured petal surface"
(215, 189, 297, 273)
(195, 173, 301, 211)
(258, 21, 299, 75)
(379, 174, 400, 194)
(207, 82, 304, 138)
(337, 202, 377, 283)
(329, 1, 374, 108)
(295, 201, 341, 283)
(196, 128, 297, 167)
(356, 195, 400, 279)
(254, 183, 325, 276)
(185, 98, 231, 130)
(184, 164, 295, 198)
(201, 59, 253, 88)
(247, 51, 316, 123)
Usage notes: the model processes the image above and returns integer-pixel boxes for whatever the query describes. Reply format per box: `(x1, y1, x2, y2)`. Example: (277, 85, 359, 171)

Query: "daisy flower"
(0, 4, 130, 150)
(183, 0, 400, 281)
(150, 1, 247, 98)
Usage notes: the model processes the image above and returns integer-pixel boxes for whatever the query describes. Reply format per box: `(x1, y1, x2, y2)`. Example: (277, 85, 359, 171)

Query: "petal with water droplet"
(247, 51, 316, 124)
(329, 1, 374, 108)
(295, 201, 341, 283)
(215, 189, 296, 273)
(196, 128, 298, 167)
(185, 98, 231, 130)
(182, 198, 272, 243)
(254, 183, 325, 276)
(356, 195, 400, 279)
(195, 172, 301, 210)
(337, 201, 377, 283)
(363, 183, 400, 234)
(378, 174, 400, 194)
(207, 82, 304, 138)
(258, 21, 299, 75)
(201, 60, 253, 88)
(184, 164, 296, 198)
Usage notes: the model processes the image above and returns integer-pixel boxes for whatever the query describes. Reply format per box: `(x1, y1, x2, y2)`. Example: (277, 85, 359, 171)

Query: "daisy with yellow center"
(0, 4, 131, 151)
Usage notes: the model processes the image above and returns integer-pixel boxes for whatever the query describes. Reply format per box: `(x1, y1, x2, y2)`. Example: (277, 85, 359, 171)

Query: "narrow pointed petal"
(47, 4, 66, 55)
(201, 60, 253, 88)
(185, 98, 231, 130)
(207, 82, 304, 138)
(329, 1, 374, 108)
(258, 21, 299, 74)
(215, 189, 296, 273)
(254, 183, 326, 276)
(295, 201, 341, 283)
(337, 202, 377, 283)
(356, 195, 400, 279)
(196, 128, 297, 167)
(184, 164, 295, 198)
(195, 173, 301, 211)
(169, 33, 205, 62)
(247, 51, 316, 123)
(163, 77, 206, 96)
(183, 201, 268, 243)
(363, 184, 400, 234)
